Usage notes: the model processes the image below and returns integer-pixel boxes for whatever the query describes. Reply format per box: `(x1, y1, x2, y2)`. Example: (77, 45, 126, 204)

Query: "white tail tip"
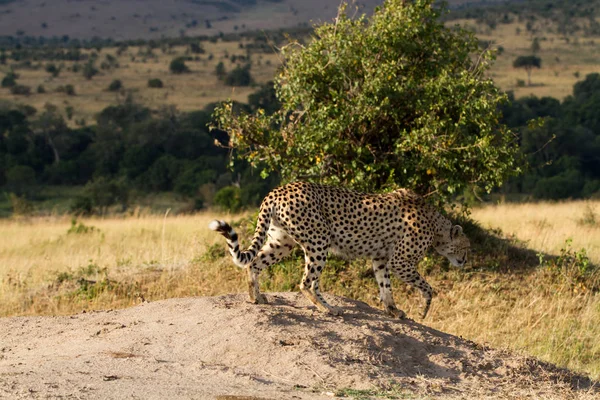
(208, 220, 223, 231)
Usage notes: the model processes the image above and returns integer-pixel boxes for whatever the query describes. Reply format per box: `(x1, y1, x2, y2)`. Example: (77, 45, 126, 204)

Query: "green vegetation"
(501, 73, 600, 200)
(107, 79, 122, 91)
(513, 55, 542, 86)
(170, 57, 190, 74)
(147, 78, 164, 88)
(0, 88, 279, 215)
(214, 0, 519, 205)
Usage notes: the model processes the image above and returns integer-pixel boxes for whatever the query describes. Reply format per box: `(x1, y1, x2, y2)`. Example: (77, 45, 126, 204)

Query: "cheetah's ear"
(450, 225, 463, 239)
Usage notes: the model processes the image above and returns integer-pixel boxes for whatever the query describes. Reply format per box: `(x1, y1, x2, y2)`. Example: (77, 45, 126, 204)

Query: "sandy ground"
(0, 293, 598, 399)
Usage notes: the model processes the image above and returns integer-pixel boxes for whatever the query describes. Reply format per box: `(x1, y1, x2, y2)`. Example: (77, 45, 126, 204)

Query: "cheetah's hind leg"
(298, 247, 342, 316)
(372, 259, 406, 319)
(246, 228, 295, 305)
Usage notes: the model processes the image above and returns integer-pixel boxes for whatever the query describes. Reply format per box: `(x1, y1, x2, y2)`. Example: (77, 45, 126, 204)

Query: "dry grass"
(463, 17, 600, 99)
(0, 41, 281, 124)
(1, 201, 599, 381)
(470, 200, 600, 265)
(3, 15, 600, 126)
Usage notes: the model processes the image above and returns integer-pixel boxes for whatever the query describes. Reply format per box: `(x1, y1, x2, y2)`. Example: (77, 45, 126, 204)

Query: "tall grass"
(1, 201, 599, 380)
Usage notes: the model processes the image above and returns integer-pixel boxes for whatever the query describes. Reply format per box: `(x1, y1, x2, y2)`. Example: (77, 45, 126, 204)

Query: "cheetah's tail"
(209, 203, 273, 268)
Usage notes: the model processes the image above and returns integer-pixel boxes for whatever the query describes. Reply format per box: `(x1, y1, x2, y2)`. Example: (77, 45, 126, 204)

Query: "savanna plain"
(1, 200, 599, 382)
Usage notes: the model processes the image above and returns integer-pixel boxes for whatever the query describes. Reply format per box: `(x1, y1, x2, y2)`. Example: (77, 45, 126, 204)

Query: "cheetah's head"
(434, 225, 470, 267)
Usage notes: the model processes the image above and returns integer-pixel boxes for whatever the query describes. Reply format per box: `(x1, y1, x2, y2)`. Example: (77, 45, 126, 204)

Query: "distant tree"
(531, 37, 541, 53)
(224, 64, 252, 86)
(170, 57, 190, 74)
(32, 103, 69, 165)
(6, 165, 36, 196)
(57, 84, 76, 95)
(189, 43, 205, 54)
(84, 177, 129, 213)
(10, 84, 31, 95)
(213, 0, 520, 203)
(83, 61, 99, 80)
(513, 55, 541, 86)
(107, 79, 122, 92)
(45, 63, 60, 77)
(215, 61, 226, 80)
(1, 72, 17, 88)
(148, 78, 164, 88)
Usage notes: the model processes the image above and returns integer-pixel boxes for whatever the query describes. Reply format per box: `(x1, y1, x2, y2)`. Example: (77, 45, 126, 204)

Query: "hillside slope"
(0, 0, 519, 40)
(0, 0, 383, 40)
(0, 293, 596, 399)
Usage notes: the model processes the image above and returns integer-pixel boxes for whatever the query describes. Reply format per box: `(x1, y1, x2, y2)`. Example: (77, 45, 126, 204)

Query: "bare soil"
(0, 293, 597, 399)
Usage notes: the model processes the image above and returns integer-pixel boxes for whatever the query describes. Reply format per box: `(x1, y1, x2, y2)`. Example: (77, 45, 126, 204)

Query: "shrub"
(148, 78, 164, 88)
(84, 177, 129, 213)
(45, 63, 60, 77)
(70, 196, 93, 216)
(213, 186, 242, 212)
(37, 84, 46, 93)
(107, 79, 122, 92)
(9, 193, 34, 216)
(6, 165, 36, 196)
(190, 43, 205, 54)
(213, 0, 520, 204)
(83, 62, 98, 80)
(11, 84, 31, 95)
(57, 84, 76, 95)
(1, 73, 17, 88)
(170, 57, 189, 74)
(215, 61, 226, 80)
(224, 64, 252, 86)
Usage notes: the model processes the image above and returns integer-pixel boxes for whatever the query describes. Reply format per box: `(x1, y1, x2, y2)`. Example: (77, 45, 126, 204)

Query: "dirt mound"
(0, 293, 597, 399)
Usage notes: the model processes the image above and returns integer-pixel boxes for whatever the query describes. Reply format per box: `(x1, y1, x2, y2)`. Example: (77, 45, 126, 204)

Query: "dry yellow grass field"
(471, 200, 600, 265)
(2, 16, 600, 126)
(1, 201, 599, 380)
(0, 40, 281, 124)
(456, 17, 600, 99)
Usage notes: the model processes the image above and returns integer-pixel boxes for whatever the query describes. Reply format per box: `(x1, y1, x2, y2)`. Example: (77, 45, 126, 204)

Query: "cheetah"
(209, 182, 470, 319)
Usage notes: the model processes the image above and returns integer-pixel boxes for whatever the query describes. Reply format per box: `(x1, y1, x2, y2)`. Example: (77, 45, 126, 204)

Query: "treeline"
(501, 73, 600, 199)
(0, 84, 280, 214)
(0, 25, 311, 51)
(2, 74, 600, 213)
(448, 0, 600, 35)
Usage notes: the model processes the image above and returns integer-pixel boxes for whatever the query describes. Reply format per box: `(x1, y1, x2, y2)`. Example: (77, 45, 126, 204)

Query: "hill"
(0, 0, 519, 40)
(0, 293, 597, 399)
(0, 0, 385, 40)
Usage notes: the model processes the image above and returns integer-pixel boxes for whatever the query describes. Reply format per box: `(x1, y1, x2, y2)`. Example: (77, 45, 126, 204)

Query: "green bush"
(45, 63, 60, 77)
(190, 43, 205, 54)
(148, 78, 164, 88)
(70, 196, 93, 216)
(107, 79, 122, 92)
(9, 193, 34, 216)
(6, 165, 36, 196)
(1, 71, 17, 88)
(10, 84, 31, 95)
(83, 177, 129, 213)
(215, 61, 226, 80)
(213, 0, 519, 204)
(224, 64, 252, 86)
(83, 62, 98, 80)
(213, 186, 242, 212)
(170, 57, 189, 74)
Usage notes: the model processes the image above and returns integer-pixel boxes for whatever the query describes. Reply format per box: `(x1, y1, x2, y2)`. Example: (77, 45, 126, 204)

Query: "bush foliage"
(213, 0, 520, 205)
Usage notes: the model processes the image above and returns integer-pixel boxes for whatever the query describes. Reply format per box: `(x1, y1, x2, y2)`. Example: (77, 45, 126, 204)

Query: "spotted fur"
(210, 182, 470, 319)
